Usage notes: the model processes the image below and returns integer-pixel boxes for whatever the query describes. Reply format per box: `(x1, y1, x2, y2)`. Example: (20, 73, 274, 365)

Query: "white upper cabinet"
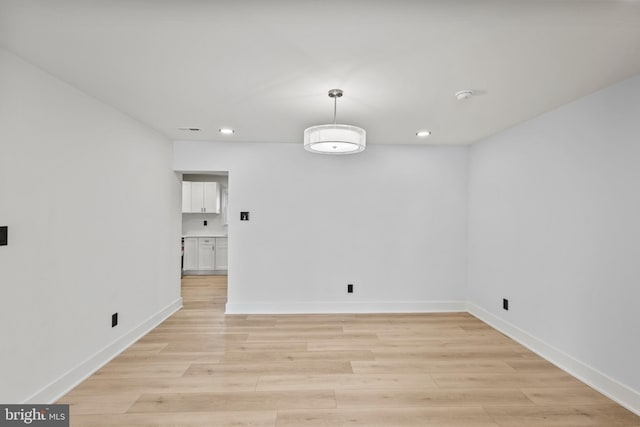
(203, 183, 220, 213)
(190, 182, 205, 212)
(181, 182, 191, 212)
(182, 181, 220, 213)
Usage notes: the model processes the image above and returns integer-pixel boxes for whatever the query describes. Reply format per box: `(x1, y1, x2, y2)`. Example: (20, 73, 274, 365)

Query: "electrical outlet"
(112, 313, 118, 327)
(240, 212, 250, 221)
(503, 298, 509, 311)
(0, 226, 7, 246)
(203, 220, 208, 226)
(347, 284, 353, 293)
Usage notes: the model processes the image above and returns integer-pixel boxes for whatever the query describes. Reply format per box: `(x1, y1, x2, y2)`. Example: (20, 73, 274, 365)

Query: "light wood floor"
(59, 275, 640, 426)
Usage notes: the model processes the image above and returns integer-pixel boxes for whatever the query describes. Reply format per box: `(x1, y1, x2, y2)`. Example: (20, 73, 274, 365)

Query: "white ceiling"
(1, 0, 640, 145)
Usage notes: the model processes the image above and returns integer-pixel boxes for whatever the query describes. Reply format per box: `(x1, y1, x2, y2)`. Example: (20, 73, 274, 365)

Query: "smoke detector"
(455, 90, 474, 100)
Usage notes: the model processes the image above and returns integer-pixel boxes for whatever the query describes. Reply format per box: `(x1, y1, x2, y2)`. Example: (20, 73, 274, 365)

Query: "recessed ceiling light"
(416, 130, 431, 138)
(455, 90, 474, 100)
(178, 127, 201, 131)
(219, 128, 234, 135)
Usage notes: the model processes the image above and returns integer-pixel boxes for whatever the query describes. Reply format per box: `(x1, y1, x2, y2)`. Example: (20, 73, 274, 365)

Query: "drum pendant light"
(303, 89, 366, 155)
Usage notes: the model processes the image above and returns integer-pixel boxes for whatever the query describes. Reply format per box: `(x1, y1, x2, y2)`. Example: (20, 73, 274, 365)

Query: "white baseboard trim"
(467, 302, 640, 416)
(225, 300, 467, 314)
(24, 297, 183, 404)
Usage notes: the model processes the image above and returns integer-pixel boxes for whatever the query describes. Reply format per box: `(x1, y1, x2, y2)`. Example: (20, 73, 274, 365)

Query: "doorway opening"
(180, 171, 229, 304)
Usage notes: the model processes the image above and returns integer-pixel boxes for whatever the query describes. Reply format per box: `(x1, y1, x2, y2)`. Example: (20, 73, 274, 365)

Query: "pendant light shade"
(304, 89, 366, 155)
(304, 124, 366, 154)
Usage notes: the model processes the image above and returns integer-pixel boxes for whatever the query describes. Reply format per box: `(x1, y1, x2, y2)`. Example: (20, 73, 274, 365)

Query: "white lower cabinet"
(198, 238, 215, 270)
(214, 237, 228, 270)
(183, 237, 199, 270)
(183, 236, 227, 271)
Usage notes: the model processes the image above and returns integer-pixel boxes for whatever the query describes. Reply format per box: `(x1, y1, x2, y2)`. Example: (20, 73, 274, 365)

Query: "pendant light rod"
(328, 88, 343, 125)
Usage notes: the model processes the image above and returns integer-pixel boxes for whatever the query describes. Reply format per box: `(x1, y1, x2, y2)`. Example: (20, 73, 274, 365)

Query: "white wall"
(0, 48, 182, 403)
(182, 174, 228, 236)
(468, 75, 640, 399)
(175, 142, 469, 313)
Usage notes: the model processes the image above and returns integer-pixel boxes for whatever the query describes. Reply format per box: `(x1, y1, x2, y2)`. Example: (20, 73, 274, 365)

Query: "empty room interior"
(1, 1, 640, 426)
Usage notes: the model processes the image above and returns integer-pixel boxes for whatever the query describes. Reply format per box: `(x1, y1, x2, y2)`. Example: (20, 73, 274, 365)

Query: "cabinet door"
(203, 182, 220, 213)
(190, 182, 205, 213)
(181, 182, 192, 213)
(183, 238, 199, 270)
(214, 237, 228, 270)
(221, 189, 228, 225)
(198, 238, 215, 270)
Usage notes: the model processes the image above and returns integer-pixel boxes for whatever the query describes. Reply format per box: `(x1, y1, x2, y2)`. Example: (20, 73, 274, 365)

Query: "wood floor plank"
(71, 410, 277, 427)
(163, 341, 308, 353)
(91, 362, 191, 378)
(521, 387, 616, 406)
(63, 375, 259, 396)
(119, 342, 168, 355)
(128, 390, 337, 413)
(54, 275, 639, 426)
(504, 358, 562, 372)
(431, 372, 585, 389)
(351, 360, 516, 374)
(184, 361, 354, 376)
(109, 351, 222, 364)
(246, 332, 379, 342)
(335, 388, 534, 408)
(257, 373, 437, 391)
(63, 393, 141, 415)
(484, 404, 640, 426)
(250, 314, 356, 323)
(158, 325, 345, 334)
(372, 349, 533, 361)
(139, 332, 248, 343)
(276, 407, 499, 427)
(221, 350, 374, 362)
(223, 342, 310, 352)
(307, 337, 514, 351)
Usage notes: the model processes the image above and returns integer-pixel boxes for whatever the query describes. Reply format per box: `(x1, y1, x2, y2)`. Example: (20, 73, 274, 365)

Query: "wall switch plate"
(240, 212, 250, 221)
(347, 284, 353, 293)
(503, 298, 509, 311)
(0, 226, 6, 246)
(112, 313, 118, 327)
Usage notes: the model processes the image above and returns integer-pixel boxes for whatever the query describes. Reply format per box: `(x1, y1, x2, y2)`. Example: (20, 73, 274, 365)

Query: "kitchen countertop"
(182, 235, 227, 238)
